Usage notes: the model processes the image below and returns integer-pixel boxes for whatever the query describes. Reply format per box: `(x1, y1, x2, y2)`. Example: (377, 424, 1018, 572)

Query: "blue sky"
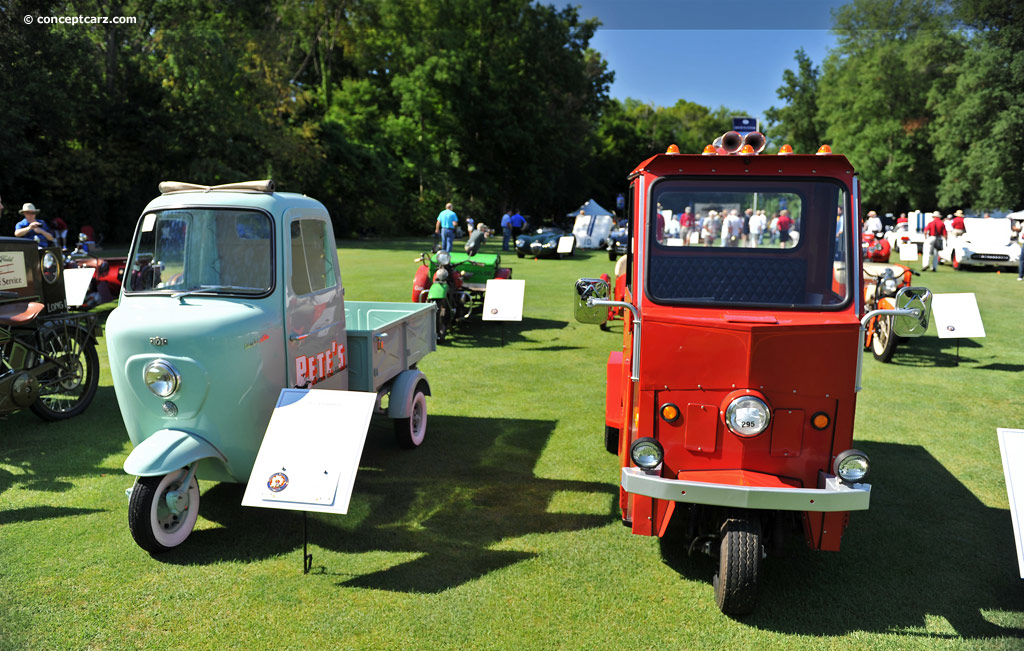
(570, 1, 849, 121)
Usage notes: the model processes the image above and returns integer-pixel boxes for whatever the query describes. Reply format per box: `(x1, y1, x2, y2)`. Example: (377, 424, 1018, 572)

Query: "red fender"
(412, 266, 431, 303)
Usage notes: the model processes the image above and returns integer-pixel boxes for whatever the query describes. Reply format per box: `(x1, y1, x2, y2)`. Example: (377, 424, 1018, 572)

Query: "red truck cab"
(574, 134, 931, 615)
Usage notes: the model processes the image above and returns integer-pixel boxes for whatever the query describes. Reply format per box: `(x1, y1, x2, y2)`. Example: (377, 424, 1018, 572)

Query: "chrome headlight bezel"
(629, 437, 664, 470)
(725, 395, 771, 437)
(41, 251, 60, 284)
(436, 251, 451, 266)
(833, 449, 870, 483)
(144, 359, 180, 398)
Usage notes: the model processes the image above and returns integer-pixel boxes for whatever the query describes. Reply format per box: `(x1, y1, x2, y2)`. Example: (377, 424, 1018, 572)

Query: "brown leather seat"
(0, 301, 44, 325)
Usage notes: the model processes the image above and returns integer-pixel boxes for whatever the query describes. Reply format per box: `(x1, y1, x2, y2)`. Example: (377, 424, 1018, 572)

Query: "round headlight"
(144, 359, 180, 398)
(436, 252, 451, 266)
(725, 396, 771, 437)
(833, 449, 870, 483)
(882, 278, 898, 294)
(434, 268, 449, 282)
(41, 251, 60, 284)
(629, 437, 664, 470)
(515, 239, 525, 246)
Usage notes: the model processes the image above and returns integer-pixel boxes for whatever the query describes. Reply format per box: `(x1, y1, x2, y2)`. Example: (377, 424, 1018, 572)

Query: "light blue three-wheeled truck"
(107, 180, 436, 553)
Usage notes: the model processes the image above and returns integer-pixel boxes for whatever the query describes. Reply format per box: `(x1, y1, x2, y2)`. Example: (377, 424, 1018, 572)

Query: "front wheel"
(713, 516, 762, 616)
(394, 383, 428, 449)
(30, 326, 100, 421)
(871, 315, 897, 362)
(431, 299, 448, 344)
(128, 470, 200, 554)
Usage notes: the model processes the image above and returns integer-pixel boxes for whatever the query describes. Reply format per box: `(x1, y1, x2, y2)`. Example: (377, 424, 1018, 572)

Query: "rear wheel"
(713, 515, 762, 616)
(128, 470, 200, 554)
(30, 326, 99, 421)
(871, 315, 897, 362)
(394, 384, 428, 449)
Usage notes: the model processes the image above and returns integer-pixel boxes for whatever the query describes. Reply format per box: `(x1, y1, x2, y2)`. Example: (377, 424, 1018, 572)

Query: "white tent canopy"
(570, 199, 615, 249)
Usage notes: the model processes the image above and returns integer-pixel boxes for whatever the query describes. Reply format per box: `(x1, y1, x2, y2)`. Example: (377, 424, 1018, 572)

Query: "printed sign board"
(931, 293, 986, 339)
(557, 235, 576, 254)
(732, 117, 759, 133)
(0, 251, 28, 290)
(482, 278, 525, 321)
(899, 243, 918, 262)
(997, 428, 1024, 579)
(241, 388, 375, 515)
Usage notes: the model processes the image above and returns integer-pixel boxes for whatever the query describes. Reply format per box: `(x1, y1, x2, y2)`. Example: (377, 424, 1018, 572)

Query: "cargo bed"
(344, 301, 436, 392)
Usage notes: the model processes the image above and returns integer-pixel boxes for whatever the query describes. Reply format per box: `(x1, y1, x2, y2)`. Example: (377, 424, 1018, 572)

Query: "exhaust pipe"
(713, 131, 744, 155)
(742, 131, 767, 154)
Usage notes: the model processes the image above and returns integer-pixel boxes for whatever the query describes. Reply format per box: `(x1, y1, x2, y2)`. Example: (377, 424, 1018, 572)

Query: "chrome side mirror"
(892, 286, 932, 337)
(573, 277, 609, 324)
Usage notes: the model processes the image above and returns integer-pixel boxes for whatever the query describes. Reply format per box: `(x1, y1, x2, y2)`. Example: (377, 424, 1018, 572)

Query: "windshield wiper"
(171, 285, 261, 300)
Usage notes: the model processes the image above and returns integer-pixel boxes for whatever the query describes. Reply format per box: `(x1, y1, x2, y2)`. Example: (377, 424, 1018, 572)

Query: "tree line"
(766, 0, 1023, 214)
(2, 0, 1018, 244)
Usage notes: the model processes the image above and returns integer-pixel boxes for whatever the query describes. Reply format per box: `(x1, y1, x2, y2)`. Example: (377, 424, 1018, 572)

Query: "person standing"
(922, 211, 947, 272)
(722, 209, 743, 246)
(510, 210, 527, 238)
(500, 210, 512, 251)
(776, 209, 794, 248)
(864, 210, 883, 234)
(1013, 220, 1024, 281)
(950, 209, 966, 237)
(435, 202, 458, 253)
(14, 203, 56, 247)
(680, 206, 695, 245)
(748, 209, 766, 247)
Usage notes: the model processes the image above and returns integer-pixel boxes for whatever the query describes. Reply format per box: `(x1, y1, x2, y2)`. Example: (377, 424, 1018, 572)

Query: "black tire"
(29, 327, 100, 421)
(608, 250, 617, 261)
(951, 251, 963, 271)
(713, 516, 762, 616)
(516, 251, 524, 258)
(128, 471, 200, 554)
(871, 315, 897, 362)
(394, 383, 428, 449)
(604, 426, 619, 454)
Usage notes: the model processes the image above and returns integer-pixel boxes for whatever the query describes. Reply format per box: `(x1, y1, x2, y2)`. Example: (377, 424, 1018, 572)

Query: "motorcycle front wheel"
(871, 315, 897, 363)
(30, 326, 100, 421)
(431, 299, 448, 344)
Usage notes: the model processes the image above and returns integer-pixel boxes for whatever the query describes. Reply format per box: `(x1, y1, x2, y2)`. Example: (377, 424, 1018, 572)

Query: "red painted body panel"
(603, 150, 867, 552)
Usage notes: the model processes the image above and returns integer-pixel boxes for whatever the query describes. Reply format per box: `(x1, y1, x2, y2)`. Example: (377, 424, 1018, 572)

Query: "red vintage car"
(574, 133, 931, 615)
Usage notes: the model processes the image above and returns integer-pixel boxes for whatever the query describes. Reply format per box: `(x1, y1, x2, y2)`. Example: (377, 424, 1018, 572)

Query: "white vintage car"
(939, 217, 1021, 270)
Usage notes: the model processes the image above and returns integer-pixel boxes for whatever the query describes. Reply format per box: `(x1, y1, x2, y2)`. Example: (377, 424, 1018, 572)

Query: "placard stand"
(303, 512, 313, 573)
(931, 293, 986, 368)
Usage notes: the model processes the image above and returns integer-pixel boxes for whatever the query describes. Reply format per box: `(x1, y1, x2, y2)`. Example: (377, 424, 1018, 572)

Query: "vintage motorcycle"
(0, 238, 100, 421)
(63, 235, 129, 310)
(863, 261, 917, 362)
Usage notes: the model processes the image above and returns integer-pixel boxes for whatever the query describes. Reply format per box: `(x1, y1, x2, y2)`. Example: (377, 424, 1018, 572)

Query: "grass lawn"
(2, 239, 1023, 649)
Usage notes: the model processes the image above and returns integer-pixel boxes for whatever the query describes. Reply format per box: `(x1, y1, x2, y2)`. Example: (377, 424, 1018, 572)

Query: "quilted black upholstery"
(648, 255, 807, 304)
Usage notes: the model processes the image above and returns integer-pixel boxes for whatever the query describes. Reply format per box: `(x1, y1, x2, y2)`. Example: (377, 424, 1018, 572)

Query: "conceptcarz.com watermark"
(24, 14, 138, 26)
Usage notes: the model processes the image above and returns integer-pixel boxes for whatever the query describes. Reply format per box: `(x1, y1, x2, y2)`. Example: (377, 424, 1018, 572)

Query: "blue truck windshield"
(646, 178, 850, 309)
(126, 208, 273, 295)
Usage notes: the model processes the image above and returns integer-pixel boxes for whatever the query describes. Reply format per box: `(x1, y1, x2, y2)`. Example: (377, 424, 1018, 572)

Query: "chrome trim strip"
(621, 467, 871, 512)
(289, 320, 345, 342)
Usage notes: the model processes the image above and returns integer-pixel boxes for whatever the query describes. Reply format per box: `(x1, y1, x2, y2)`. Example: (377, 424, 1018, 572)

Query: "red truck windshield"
(646, 178, 851, 309)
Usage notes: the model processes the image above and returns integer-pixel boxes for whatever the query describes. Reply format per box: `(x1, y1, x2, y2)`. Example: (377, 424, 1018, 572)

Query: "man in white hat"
(921, 210, 947, 272)
(14, 203, 56, 247)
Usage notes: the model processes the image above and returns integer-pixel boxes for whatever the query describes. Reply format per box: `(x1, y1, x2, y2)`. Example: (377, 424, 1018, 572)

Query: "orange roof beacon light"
(739, 144, 755, 154)
(777, 144, 794, 155)
(816, 144, 833, 155)
(702, 144, 716, 155)
(666, 144, 680, 155)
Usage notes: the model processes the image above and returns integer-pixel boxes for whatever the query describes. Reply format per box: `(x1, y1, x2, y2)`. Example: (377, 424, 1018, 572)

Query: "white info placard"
(482, 278, 525, 321)
(241, 388, 375, 515)
(931, 292, 986, 339)
(998, 428, 1024, 579)
(63, 268, 96, 307)
(556, 235, 576, 255)
(899, 243, 918, 262)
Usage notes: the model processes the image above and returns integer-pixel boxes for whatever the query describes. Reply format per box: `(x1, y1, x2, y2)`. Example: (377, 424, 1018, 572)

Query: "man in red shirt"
(950, 209, 966, 237)
(776, 209, 794, 248)
(922, 211, 947, 271)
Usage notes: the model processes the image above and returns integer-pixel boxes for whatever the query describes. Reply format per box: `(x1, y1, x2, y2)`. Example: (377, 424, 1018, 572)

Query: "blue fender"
(387, 369, 431, 419)
(123, 429, 227, 477)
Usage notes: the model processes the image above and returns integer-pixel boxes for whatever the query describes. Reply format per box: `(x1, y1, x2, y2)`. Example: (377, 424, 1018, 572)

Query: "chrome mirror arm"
(588, 298, 642, 381)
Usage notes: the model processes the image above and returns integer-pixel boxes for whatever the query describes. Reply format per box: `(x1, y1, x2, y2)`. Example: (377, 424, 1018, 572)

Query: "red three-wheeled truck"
(574, 133, 932, 615)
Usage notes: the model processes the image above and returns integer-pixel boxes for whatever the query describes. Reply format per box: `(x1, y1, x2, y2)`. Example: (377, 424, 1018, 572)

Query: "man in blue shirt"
(14, 203, 56, 247)
(500, 210, 512, 251)
(435, 202, 458, 253)
(510, 210, 528, 238)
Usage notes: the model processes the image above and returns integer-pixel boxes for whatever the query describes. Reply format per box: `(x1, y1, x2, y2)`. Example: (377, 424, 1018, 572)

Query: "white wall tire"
(394, 387, 427, 449)
(128, 470, 200, 554)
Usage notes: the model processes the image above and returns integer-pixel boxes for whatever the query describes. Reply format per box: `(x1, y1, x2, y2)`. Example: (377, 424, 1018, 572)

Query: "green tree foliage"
(816, 0, 963, 211)
(764, 48, 823, 155)
(930, 0, 1024, 209)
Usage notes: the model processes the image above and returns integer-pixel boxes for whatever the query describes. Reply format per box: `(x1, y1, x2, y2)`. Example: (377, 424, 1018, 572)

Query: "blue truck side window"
(290, 219, 337, 295)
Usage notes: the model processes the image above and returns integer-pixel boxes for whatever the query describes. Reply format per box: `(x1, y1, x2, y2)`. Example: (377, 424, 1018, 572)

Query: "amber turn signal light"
(811, 412, 830, 430)
(660, 403, 680, 423)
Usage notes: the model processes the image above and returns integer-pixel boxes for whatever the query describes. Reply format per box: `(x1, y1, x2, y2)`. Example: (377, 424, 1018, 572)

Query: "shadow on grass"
(443, 316, 570, 349)
(657, 442, 1024, 640)
(160, 415, 618, 593)
(0, 386, 125, 497)
(889, 335, 982, 368)
(0, 505, 105, 525)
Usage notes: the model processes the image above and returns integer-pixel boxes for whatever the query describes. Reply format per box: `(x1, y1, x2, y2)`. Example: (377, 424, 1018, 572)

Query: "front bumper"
(621, 467, 870, 512)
